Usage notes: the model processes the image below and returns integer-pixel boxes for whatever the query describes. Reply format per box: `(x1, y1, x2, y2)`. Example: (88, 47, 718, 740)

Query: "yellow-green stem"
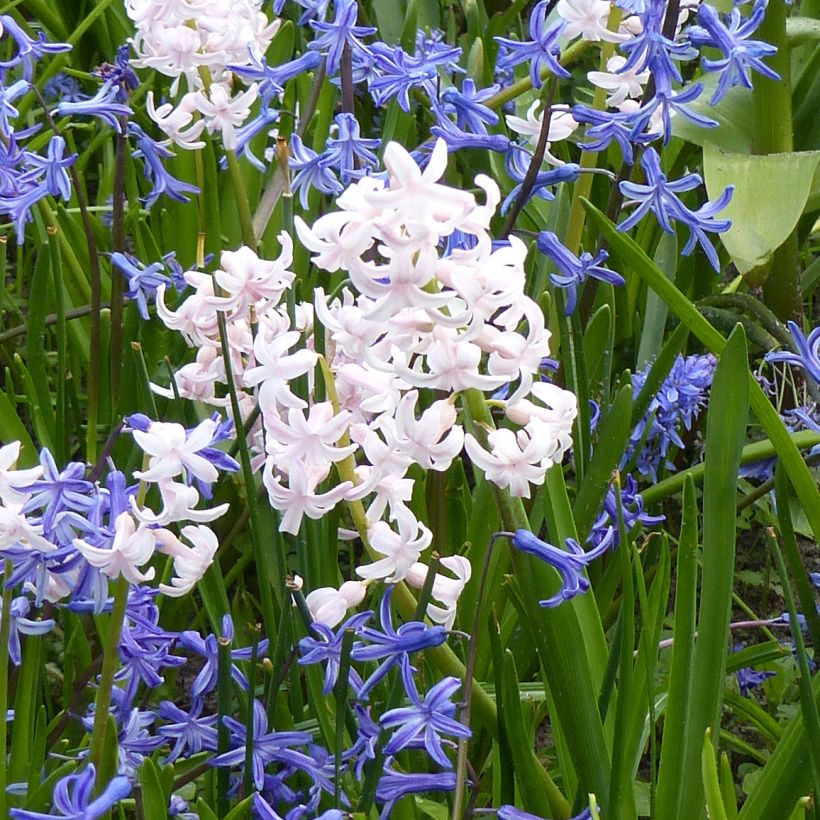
(89, 575, 130, 785)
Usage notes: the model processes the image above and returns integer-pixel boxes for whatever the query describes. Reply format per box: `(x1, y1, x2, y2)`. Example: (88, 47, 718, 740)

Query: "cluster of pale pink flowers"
(152, 139, 577, 628)
(125, 0, 278, 149)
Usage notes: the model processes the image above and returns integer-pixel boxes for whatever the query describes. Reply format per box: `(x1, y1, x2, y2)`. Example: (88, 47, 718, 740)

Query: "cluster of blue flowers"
(625, 352, 717, 481)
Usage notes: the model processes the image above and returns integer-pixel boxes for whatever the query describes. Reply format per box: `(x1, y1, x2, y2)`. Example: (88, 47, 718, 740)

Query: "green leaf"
(654, 479, 699, 820)
(678, 323, 750, 819)
(572, 384, 633, 541)
(0, 390, 37, 464)
(137, 758, 169, 819)
(702, 145, 820, 273)
(703, 729, 730, 820)
(501, 649, 571, 819)
(786, 16, 820, 45)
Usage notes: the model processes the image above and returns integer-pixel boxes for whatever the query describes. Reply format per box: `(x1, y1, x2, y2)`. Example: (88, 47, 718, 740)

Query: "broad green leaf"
(786, 16, 820, 44)
(702, 145, 820, 273)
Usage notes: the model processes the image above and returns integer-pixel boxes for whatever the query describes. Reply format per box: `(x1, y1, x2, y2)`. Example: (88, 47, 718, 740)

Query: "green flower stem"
(89, 574, 129, 786)
(226, 149, 258, 248)
(0, 560, 13, 820)
(318, 358, 498, 733)
(753, 0, 802, 321)
(641, 429, 820, 505)
(216, 634, 232, 817)
(483, 39, 593, 111)
(109, 126, 128, 418)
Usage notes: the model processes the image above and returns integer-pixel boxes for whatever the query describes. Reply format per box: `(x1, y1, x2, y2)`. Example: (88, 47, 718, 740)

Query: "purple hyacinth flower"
(0, 15, 71, 81)
(55, 81, 132, 133)
(736, 666, 775, 698)
(308, 0, 376, 76)
(10, 764, 131, 819)
(536, 231, 624, 314)
(128, 123, 199, 208)
(298, 609, 371, 695)
(495, 1, 570, 89)
(509, 528, 615, 607)
(619, 148, 733, 271)
(323, 112, 380, 183)
(210, 699, 313, 791)
(2, 596, 55, 666)
(289, 133, 344, 208)
(689, 0, 779, 104)
(111, 252, 172, 320)
(376, 767, 456, 820)
(765, 321, 820, 386)
(381, 669, 470, 767)
(352, 586, 448, 699)
(158, 698, 218, 763)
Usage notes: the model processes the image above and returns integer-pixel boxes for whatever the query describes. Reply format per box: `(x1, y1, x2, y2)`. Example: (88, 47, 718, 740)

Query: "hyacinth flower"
(0, 79, 30, 136)
(536, 231, 625, 314)
(618, 148, 733, 271)
(494, 807, 594, 820)
(369, 40, 463, 111)
(111, 252, 173, 320)
(430, 114, 511, 154)
(765, 321, 820, 386)
(210, 699, 314, 791)
(1, 595, 55, 666)
(324, 112, 380, 183)
(376, 768, 457, 820)
(178, 614, 269, 697)
(128, 124, 200, 208)
(289, 133, 344, 209)
(308, 0, 376, 75)
(501, 145, 582, 214)
(381, 669, 470, 767)
(96, 44, 139, 102)
(0, 14, 71, 80)
(689, 0, 779, 104)
(55, 81, 132, 132)
(504, 528, 615, 607)
(352, 586, 449, 699)
(495, 1, 570, 88)
(9, 764, 131, 819)
(574, 105, 642, 165)
(298, 609, 371, 695)
(736, 666, 775, 698)
(24, 136, 76, 200)
(438, 79, 500, 134)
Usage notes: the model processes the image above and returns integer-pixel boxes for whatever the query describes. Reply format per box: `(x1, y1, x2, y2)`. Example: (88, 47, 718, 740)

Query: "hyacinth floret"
(55, 81, 132, 132)
(495, 1, 571, 88)
(352, 587, 448, 698)
(619, 148, 733, 270)
(689, 0, 779, 104)
(308, 0, 376, 75)
(536, 231, 624, 314)
(369, 40, 463, 111)
(509, 527, 615, 607)
(765, 321, 820, 386)
(210, 699, 314, 791)
(9, 764, 131, 820)
(0, 14, 71, 80)
(381, 668, 470, 767)
(298, 609, 371, 695)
